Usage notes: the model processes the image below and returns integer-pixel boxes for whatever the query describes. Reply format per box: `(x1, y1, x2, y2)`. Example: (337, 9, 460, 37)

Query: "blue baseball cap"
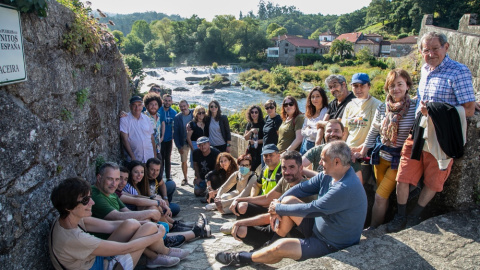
(197, 136, 210, 145)
(351, 73, 370, 84)
(262, 144, 279, 155)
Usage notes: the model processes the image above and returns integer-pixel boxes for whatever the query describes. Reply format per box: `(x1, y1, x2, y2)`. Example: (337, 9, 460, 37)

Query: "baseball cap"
(129, 96, 143, 104)
(262, 144, 279, 155)
(197, 136, 210, 145)
(351, 73, 370, 84)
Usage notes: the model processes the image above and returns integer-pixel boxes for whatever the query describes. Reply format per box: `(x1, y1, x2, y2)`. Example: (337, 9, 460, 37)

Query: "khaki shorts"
(179, 145, 190, 162)
(396, 136, 453, 192)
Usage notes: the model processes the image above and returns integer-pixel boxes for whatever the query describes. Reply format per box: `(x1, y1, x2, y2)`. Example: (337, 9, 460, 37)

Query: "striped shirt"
(122, 183, 139, 196)
(365, 99, 418, 162)
(416, 54, 475, 114)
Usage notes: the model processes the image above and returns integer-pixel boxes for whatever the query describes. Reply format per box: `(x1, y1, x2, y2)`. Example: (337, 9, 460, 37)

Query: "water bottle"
(253, 132, 258, 149)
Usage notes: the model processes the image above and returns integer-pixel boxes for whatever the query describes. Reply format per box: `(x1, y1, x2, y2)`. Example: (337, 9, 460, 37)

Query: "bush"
(313, 61, 325, 70)
(332, 55, 341, 63)
(329, 64, 341, 74)
(301, 70, 321, 82)
(123, 54, 143, 78)
(397, 33, 408, 39)
(271, 65, 294, 88)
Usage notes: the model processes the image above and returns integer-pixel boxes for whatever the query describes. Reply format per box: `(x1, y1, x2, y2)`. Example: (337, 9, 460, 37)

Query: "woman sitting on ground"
(243, 105, 265, 172)
(300, 87, 328, 155)
(205, 152, 238, 203)
(277, 96, 305, 153)
(206, 154, 258, 214)
(49, 177, 190, 269)
(361, 69, 417, 230)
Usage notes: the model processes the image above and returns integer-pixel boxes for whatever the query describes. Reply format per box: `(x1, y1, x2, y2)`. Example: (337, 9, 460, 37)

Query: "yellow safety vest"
(261, 163, 281, 195)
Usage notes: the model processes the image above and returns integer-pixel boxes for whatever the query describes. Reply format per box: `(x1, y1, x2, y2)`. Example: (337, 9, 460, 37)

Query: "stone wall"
(419, 14, 480, 94)
(0, 2, 130, 268)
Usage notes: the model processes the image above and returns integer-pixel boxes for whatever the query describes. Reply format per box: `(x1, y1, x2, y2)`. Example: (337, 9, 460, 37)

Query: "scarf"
(381, 94, 410, 146)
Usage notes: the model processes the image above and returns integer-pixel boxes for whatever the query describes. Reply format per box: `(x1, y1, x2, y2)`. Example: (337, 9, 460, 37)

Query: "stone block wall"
(0, 2, 130, 268)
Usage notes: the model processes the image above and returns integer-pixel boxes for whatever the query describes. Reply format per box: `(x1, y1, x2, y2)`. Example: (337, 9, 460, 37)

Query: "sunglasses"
(77, 195, 91, 206)
(210, 105, 218, 109)
(198, 111, 205, 115)
(250, 111, 259, 114)
(265, 106, 275, 110)
(283, 102, 295, 107)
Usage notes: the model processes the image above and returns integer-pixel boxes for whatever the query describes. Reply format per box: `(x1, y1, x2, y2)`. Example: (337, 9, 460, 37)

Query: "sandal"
(181, 179, 187, 186)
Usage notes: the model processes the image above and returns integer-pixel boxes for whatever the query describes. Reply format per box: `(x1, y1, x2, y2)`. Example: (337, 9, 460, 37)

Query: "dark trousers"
(236, 203, 271, 249)
(212, 144, 227, 152)
(160, 140, 173, 180)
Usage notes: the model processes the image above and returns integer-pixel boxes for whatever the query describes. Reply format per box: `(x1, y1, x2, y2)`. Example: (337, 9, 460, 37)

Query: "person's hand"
(149, 209, 162, 222)
(351, 145, 363, 153)
(164, 208, 172, 218)
(230, 199, 240, 216)
(360, 146, 368, 158)
(250, 128, 258, 134)
(119, 111, 128, 118)
(268, 199, 279, 215)
(269, 214, 281, 232)
(352, 151, 362, 162)
(157, 198, 168, 209)
(420, 101, 428, 116)
(226, 146, 231, 153)
(231, 221, 243, 241)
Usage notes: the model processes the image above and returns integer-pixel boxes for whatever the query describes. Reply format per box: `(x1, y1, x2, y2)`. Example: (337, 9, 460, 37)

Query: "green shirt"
(277, 114, 305, 153)
(91, 185, 126, 219)
(304, 144, 361, 173)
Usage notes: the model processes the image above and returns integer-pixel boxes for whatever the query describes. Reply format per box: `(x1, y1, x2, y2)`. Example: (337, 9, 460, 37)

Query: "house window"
(324, 37, 327, 41)
(285, 48, 288, 54)
(285, 43, 289, 46)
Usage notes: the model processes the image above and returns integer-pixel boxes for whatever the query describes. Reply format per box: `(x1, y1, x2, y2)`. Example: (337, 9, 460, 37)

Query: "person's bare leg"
(417, 186, 436, 207)
(182, 161, 188, 182)
(356, 171, 363, 185)
(235, 226, 247, 238)
(237, 202, 248, 215)
(251, 238, 302, 264)
(168, 231, 196, 241)
(370, 194, 388, 228)
(274, 196, 304, 237)
(396, 182, 410, 205)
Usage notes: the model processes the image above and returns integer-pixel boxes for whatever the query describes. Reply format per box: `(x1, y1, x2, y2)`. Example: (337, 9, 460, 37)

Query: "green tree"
(330, 39, 354, 60)
(144, 40, 168, 62)
(366, 0, 392, 26)
(150, 18, 173, 47)
(271, 65, 294, 89)
(269, 27, 287, 38)
(123, 54, 143, 78)
(356, 47, 374, 62)
(130, 20, 154, 44)
(266, 23, 282, 35)
(122, 34, 144, 56)
(112, 30, 124, 45)
(238, 17, 270, 61)
(335, 7, 367, 34)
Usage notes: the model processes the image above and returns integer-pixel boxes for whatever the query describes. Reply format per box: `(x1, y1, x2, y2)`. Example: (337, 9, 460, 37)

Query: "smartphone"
(274, 219, 280, 230)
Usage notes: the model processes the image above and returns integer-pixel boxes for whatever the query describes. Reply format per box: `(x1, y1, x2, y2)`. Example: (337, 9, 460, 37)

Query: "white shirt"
(120, 112, 154, 162)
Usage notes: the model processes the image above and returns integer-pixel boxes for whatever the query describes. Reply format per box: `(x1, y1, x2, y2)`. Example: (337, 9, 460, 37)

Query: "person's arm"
(193, 162, 201, 184)
(303, 168, 318, 179)
(216, 172, 238, 198)
(119, 194, 162, 208)
(160, 121, 165, 143)
(156, 179, 168, 201)
(302, 156, 312, 168)
(83, 217, 126, 234)
(287, 129, 303, 151)
(462, 101, 475, 117)
(186, 125, 194, 149)
(120, 132, 135, 161)
(150, 134, 156, 158)
(103, 208, 161, 222)
(235, 174, 258, 198)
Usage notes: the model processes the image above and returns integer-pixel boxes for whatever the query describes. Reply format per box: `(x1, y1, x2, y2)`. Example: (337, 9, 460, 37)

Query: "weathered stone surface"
(0, 1, 129, 268)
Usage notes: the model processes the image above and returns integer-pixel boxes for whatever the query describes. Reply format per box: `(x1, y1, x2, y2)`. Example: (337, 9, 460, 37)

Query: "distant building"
(334, 32, 417, 57)
(389, 36, 418, 57)
(318, 30, 338, 42)
(267, 35, 327, 66)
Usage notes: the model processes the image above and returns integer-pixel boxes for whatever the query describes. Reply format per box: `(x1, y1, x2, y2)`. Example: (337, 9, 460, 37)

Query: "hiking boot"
(386, 214, 407, 233)
(220, 222, 233, 235)
(406, 215, 422, 229)
(164, 235, 186, 248)
(215, 252, 246, 266)
(146, 254, 180, 268)
(193, 213, 211, 239)
(167, 247, 190, 260)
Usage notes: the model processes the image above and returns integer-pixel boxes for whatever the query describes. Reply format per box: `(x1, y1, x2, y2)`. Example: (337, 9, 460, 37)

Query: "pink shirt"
(120, 112, 154, 162)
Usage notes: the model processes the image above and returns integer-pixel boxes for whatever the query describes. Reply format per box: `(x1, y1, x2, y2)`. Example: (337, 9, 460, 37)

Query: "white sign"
(0, 4, 27, 85)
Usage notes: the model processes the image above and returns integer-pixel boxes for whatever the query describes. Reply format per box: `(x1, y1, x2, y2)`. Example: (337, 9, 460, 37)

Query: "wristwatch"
(163, 196, 168, 200)
(226, 143, 231, 147)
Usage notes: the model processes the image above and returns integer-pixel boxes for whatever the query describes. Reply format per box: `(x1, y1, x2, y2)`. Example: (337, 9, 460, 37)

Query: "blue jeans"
(300, 138, 315, 155)
(166, 180, 180, 216)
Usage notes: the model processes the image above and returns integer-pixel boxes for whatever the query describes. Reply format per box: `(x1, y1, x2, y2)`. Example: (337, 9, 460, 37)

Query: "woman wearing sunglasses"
(300, 87, 329, 155)
(243, 105, 265, 172)
(207, 100, 232, 153)
(49, 177, 189, 269)
(277, 96, 305, 153)
(187, 106, 208, 153)
(262, 100, 282, 147)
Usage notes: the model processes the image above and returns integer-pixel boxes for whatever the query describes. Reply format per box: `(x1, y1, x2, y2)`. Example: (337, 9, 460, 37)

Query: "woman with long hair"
(361, 69, 417, 230)
(262, 100, 282, 146)
(187, 105, 208, 153)
(49, 177, 189, 269)
(300, 87, 328, 155)
(206, 154, 258, 214)
(207, 100, 232, 153)
(243, 105, 265, 172)
(277, 96, 305, 153)
(205, 152, 238, 203)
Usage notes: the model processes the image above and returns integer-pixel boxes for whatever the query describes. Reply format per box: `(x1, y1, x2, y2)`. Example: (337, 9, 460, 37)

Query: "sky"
(82, 0, 372, 21)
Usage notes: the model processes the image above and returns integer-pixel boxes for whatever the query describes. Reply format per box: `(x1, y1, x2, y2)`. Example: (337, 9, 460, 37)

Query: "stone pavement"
(138, 145, 480, 269)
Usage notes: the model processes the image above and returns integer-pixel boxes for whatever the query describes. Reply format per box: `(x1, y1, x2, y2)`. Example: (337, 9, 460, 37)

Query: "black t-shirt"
(188, 121, 208, 142)
(193, 147, 220, 179)
(263, 115, 282, 145)
(327, 91, 355, 120)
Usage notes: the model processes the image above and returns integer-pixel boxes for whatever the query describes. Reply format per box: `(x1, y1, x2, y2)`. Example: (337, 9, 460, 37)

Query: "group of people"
(49, 31, 479, 269)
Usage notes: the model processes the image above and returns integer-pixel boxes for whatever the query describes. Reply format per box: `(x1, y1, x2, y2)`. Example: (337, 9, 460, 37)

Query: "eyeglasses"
(198, 111, 205, 115)
(265, 106, 275, 110)
(77, 196, 91, 206)
(283, 102, 295, 107)
(421, 47, 442, 55)
(250, 111, 259, 114)
(210, 105, 218, 109)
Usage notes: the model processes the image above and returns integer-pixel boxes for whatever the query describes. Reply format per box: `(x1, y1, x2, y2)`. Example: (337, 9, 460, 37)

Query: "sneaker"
(215, 252, 246, 266)
(170, 223, 192, 233)
(167, 247, 190, 260)
(193, 213, 211, 239)
(386, 214, 407, 233)
(220, 222, 233, 235)
(406, 215, 422, 229)
(205, 203, 217, 211)
(146, 254, 180, 268)
(164, 235, 186, 248)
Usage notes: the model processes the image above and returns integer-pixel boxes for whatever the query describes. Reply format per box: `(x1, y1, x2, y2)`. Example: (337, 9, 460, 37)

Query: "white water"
(141, 66, 312, 115)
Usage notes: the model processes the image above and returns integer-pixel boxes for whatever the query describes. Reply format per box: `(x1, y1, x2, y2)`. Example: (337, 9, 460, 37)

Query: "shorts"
(106, 254, 133, 270)
(179, 145, 190, 162)
(297, 218, 338, 261)
(397, 136, 453, 192)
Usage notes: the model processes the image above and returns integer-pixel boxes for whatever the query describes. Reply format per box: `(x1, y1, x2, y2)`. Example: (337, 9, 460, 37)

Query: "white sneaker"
(167, 247, 190, 260)
(205, 203, 217, 211)
(146, 254, 180, 268)
(220, 222, 233, 235)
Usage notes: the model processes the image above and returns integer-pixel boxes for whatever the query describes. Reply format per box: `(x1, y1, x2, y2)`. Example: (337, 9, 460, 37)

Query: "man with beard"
(302, 119, 361, 179)
(223, 151, 316, 251)
(143, 93, 165, 160)
(215, 142, 367, 266)
(192, 137, 221, 197)
(173, 100, 194, 185)
(120, 96, 156, 163)
(158, 94, 176, 184)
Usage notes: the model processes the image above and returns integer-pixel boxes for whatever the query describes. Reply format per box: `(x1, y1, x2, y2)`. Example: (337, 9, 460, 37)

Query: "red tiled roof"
(272, 35, 302, 41)
(391, 36, 418, 44)
(381, 40, 391, 45)
(336, 32, 363, 43)
(357, 39, 378, 45)
(287, 38, 321, 48)
(364, 33, 382, 37)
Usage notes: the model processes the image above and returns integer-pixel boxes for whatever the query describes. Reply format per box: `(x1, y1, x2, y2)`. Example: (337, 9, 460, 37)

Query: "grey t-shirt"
(209, 119, 226, 146)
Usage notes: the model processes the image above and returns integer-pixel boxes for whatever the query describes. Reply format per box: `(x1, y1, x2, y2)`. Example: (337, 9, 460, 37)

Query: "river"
(141, 66, 314, 115)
